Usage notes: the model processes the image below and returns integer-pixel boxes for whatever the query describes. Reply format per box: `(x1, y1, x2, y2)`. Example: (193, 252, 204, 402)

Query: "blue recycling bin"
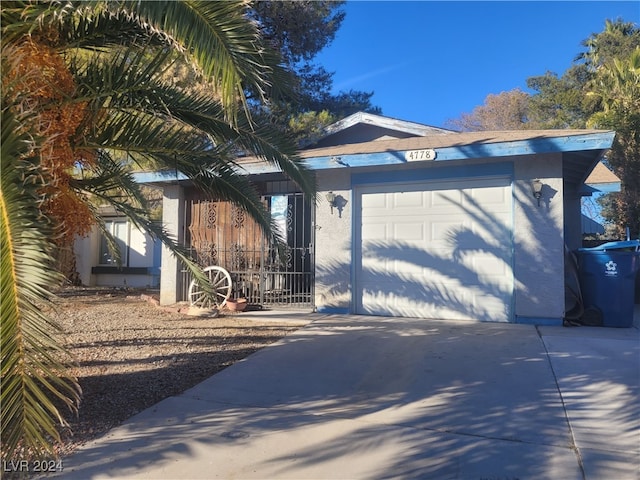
(577, 240, 640, 327)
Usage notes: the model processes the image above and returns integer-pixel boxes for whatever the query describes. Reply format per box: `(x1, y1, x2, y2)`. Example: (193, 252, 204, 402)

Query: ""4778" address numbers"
(404, 149, 436, 162)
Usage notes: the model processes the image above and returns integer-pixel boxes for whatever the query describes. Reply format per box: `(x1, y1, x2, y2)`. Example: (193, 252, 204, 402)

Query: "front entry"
(184, 190, 314, 309)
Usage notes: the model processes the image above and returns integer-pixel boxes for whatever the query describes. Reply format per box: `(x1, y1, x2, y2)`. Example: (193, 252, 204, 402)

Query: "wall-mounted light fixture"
(531, 179, 543, 207)
(326, 191, 338, 214)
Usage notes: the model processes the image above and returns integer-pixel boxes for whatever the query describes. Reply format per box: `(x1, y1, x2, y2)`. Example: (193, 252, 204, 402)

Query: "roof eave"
(132, 131, 616, 183)
(301, 131, 616, 170)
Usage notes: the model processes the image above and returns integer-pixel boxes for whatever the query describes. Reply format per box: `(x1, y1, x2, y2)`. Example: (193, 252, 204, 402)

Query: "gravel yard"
(45, 288, 309, 459)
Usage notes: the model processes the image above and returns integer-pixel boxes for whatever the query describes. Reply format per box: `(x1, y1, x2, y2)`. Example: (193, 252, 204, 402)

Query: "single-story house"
(129, 112, 614, 326)
(76, 113, 619, 324)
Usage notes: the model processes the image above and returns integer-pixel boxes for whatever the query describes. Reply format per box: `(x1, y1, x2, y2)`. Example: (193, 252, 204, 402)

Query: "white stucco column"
(513, 155, 565, 323)
(314, 169, 352, 313)
(160, 184, 185, 305)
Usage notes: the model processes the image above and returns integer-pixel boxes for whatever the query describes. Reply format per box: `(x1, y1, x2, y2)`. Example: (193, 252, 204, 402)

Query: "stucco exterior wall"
(315, 169, 353, 312)
(92, 271, 157, 289)
(160, 185, 185, 305)
(513, 154, 565, 323)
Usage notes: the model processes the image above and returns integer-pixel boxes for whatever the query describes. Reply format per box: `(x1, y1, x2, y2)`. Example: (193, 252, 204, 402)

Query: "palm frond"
(0, 1, 72, 46)
(57, 3, 167, 51)
(0, 103, 80, 459)
(71, 44, 315, 211)
(119, 0, 283, 122)
(72, 46, 315, 200)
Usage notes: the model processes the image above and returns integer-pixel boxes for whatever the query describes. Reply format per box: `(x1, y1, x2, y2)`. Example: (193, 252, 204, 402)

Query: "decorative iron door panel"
(182, 193, 314, 309)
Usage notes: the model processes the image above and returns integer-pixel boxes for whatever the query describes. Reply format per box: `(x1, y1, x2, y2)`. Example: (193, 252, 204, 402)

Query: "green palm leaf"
(0, 103, 80, 459)
(72, 44, 315, 234)
(122, 0, 277, 121)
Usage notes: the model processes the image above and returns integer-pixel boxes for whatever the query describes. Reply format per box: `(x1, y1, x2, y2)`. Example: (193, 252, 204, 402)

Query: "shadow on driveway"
(50, 314, 639, 480)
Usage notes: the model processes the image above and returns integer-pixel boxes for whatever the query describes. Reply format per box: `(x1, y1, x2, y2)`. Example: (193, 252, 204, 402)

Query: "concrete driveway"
(51, 311, 639, 480)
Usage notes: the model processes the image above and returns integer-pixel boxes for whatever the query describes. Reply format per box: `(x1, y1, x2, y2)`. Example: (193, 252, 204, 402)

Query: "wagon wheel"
(188, 266, 232, 308)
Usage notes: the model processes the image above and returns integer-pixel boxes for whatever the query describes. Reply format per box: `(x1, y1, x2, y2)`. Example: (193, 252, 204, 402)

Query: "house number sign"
(404, 149, 436, 162)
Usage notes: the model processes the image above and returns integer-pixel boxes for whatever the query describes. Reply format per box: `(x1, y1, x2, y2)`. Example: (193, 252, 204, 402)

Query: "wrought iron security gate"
(181, 192, 314, 309)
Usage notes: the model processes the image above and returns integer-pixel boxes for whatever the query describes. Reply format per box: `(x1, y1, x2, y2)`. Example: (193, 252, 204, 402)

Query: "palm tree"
(587, 47, 640, 238)
(1, 0, 314, 458)
(578, 19, 640, 69)
(1, 99, 82, 461)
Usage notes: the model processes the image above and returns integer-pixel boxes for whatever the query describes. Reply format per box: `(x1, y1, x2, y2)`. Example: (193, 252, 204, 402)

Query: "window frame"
(98, 219, 130, 267)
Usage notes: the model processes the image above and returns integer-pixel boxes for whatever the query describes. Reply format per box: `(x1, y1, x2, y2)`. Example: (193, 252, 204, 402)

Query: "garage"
(354, 177, 514, 321)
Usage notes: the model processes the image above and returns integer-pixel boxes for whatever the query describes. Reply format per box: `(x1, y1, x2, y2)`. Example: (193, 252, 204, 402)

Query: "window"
(99, 220, 129, 266)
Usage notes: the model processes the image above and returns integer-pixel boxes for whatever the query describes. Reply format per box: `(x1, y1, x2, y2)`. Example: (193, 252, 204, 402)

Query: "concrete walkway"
(50, 311, 639, 480)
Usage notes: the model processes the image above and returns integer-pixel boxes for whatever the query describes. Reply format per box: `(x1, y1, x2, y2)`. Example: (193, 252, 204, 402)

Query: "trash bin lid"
(579, 240, 639, 252)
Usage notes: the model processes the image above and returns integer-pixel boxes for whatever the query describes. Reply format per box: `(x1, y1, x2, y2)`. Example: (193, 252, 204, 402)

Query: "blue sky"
(314, 1, 640, 128)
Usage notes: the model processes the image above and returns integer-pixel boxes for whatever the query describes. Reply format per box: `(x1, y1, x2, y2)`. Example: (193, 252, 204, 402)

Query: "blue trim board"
(515, 316, 563, 326)
(132, 132, 614, 183)
(305, 151, 405, 170)
(581, 182, 621, 196)
(304, 132, 615, 171)
(590, 182, 621, 193)
(316, 306, 350, 315)
(431, 132, 614, 161)
(351, 161, 513, 186)
(133, 170, 188, 183)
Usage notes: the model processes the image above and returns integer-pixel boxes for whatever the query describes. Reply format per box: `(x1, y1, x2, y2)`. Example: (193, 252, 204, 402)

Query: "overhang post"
(160, 184, 185, 305)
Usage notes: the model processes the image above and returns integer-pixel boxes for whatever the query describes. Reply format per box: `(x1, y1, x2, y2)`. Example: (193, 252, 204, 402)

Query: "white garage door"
(355, 177, 514, 321)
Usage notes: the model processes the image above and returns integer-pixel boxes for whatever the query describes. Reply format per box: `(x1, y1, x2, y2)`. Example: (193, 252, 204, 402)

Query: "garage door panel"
(394, 260, 426, 276)
(361, 193, 387, 209)
(357, 178, 514, 322)
(392, 191, 425, 208)
(360, 282, 511, 321)
(465, 255, 513, 290)
(470, 185, 510, 205)
(393, 222, 424, 241)
(431, 220, 469, 243)
(360, 284, 477, 320)
(361, 222, 387, 240)
(432, 190, 462, 207)
(458, 226, 511, 249)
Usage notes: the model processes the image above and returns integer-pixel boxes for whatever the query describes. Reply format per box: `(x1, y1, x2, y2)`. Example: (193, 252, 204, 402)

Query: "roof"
(134, 124, 615, 188)
(298, 129, 612, 159)
(231, 129, 615, 186)
(584, 161, 619, 184)
(311, 112, 456, 145)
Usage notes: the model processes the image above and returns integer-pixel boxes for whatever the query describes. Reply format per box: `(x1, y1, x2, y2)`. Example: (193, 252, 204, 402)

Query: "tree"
(444, 89, 530, 132)
(288, 110, 337, 146)
(449, 19, 639, 133)
(588, 48, 640, 238)
(525, 20, 640, 130)
(526, 65, 599, 129)
(1, 99, 81, 464)
(1, 0, 314, 459)
(445, 18, 639, 239)
(579, 19, 640, 68)
(249, 1, 381, 143)
(251, 0, 346, 65)
(581, 20, 640, 237)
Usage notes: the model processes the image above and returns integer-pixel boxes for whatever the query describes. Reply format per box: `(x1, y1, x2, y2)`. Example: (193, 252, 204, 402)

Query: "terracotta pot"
(226, 298, 247, 312)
